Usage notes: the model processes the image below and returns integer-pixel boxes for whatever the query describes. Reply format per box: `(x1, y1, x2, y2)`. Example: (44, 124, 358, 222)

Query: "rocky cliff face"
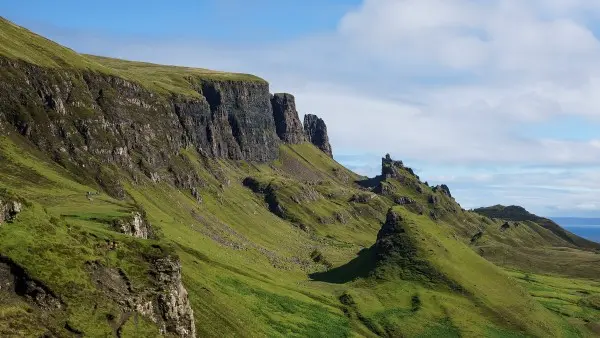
(152, 257, 196, 338)
(181, 80, 280, 161)
(87, 255, 196, 337)
(0, 200, 21, 225)
(270, 93, 306, 144)
(303, 114, 333, 157)
(0, 57, 339, 195)
(0, 58, 280, 193)
(112, 211, 153, 239)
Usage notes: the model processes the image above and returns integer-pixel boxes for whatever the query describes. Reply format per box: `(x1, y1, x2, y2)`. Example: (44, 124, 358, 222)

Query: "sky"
(3, 0, 600, 217)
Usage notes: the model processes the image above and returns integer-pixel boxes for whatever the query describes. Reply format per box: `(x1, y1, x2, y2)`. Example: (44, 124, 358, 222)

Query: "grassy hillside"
(2, 17, 600, 337)
(474, 205, 600, 251)
(3, 129, 599, 336)
(0, 16, 263, 97)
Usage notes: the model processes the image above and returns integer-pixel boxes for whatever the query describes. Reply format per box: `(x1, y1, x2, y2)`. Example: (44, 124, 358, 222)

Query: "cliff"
(0, 57, 279, 173)
(270, 93, 306, 144)
(304, 114, 333, 157)
(0, 21, 335, 196)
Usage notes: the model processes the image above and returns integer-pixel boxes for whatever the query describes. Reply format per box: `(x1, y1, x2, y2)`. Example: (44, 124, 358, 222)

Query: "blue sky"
(0, 1, 359, 41)
(4, 0, 600, 217)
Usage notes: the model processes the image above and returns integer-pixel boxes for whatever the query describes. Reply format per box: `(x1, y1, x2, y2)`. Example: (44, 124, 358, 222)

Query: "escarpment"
(0, 57, 337, 196)
(0, 58, 280, 189)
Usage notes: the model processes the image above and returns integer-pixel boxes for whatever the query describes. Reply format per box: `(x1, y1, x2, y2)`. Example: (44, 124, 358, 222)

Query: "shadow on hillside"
(356, 175, 384, 190)
(309, 247, 376, 284)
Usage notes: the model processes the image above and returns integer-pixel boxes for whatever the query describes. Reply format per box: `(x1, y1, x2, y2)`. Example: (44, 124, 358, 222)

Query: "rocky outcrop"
(428, 195, 439, 204)
(374, 209, 461, 289)
(433, 184, 452, 198)
(303, 114, 333, 157)
(87, 256, 195, 337)
(350, 193, 376, 204)
(381, 154, 404, 178)
(0, 199, 22, 224)
(152, 256, 196, 338)
(112, 211, 153, 239)
(0, 256, 63, 310)
(271, 93, 306, 144)
(394, 196, 416, 205)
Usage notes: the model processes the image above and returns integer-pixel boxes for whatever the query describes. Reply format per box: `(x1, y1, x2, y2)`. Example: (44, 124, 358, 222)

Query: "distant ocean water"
(561, 226, 600, 243)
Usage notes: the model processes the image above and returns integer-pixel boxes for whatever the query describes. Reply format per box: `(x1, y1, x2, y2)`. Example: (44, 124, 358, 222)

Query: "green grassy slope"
(473, 205, 600, 250)
(2, 16, 600, 337)
(2, 130, 599, 336)
(0, 16, 263, 97)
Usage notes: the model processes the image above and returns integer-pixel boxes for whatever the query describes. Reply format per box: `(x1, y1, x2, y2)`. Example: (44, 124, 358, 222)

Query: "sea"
(552, 218, 600, 243)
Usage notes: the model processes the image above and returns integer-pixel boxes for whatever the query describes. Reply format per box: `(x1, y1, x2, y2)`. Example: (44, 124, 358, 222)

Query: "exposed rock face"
(428, 195, 439, 204)
(0, 256, 63, 310)
(376, 209, 406, 245)
(350, 193, 375, 204)
(303, 114, 333, 157)
(112, 211, 153, 239)
(87, 256, 196, 337)
(394, 196, 416, 205)
(0, 58, 280, 196)
(153, 257, 196, 338)
(0, 199, 22, 224)
(271, 93, 306, 144)
(382, 154, 409, 179)
(433, 184, 452, 198)
(191, 187, 203, 203)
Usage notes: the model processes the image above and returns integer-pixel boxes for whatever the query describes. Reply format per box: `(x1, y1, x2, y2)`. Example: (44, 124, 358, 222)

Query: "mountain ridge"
(473, 204, 600, 250)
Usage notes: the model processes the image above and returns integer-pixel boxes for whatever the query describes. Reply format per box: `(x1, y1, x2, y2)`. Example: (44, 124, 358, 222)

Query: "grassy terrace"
(0, 17, 264, 97)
